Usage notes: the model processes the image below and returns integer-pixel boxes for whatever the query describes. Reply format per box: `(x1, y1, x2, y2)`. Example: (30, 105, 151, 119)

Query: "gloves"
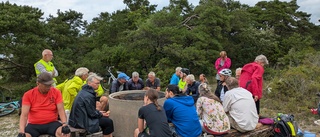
(61, 125, 71, 134)
(17, 133, 25, 137)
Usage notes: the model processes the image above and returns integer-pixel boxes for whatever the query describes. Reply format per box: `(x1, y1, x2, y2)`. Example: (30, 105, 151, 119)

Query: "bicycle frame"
(107, 66, 117, 85)
(101, 66, 121, 92)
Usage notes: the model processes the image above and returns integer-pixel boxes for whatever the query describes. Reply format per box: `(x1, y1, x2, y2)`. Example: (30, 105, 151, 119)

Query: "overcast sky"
(3, 0, 320, 25)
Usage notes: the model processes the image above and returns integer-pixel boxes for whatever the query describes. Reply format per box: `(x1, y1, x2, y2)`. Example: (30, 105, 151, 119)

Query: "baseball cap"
(118, 73, 130, 81)
(37, 72, 54, 85)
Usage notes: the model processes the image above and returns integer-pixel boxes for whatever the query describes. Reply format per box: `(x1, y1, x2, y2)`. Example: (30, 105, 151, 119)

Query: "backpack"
(273, 113, 298, 137)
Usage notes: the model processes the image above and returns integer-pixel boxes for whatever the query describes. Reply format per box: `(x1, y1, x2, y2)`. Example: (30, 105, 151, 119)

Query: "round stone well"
(108, 90, 166, 137)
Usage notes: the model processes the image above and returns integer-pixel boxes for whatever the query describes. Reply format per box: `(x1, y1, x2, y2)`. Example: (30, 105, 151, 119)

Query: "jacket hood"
(170, 95, 194, 106)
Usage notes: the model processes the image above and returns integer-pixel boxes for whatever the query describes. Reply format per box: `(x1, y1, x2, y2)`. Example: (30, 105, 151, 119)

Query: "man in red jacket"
(239, 55, 269, 115)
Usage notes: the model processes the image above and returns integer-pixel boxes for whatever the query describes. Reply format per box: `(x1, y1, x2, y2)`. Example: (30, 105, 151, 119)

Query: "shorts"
(25, 121, 62, 136)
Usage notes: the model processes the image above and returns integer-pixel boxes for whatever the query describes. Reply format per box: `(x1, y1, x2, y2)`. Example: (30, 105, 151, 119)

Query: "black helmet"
(181, 68, 190, 75)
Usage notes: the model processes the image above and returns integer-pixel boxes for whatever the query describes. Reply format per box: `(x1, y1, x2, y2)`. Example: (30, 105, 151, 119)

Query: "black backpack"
(273, 113, 298, 137)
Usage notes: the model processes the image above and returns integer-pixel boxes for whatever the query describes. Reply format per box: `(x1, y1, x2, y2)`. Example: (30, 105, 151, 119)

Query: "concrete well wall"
(108, 90, 166, 137)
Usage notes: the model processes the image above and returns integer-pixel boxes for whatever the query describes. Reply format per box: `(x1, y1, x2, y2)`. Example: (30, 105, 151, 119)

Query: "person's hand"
(102, 111, 110, 117)
(61, 125, 71, 134)
(17, 133, 26, 137)
(144, 87, 150, 90)
(254, 96, 259, 102)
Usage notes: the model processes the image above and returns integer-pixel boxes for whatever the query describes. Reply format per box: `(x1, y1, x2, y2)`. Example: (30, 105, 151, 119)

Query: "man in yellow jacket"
(34, 49, 58, 87)
(62, 67, 89, 111)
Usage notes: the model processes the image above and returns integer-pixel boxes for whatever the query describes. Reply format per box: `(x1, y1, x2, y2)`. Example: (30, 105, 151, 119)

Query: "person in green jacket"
(62, 67, 89, 111)
(34, 49, 58, 87)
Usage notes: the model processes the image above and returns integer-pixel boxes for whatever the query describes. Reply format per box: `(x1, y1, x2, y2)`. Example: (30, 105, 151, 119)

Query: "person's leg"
(134, 128, 140, 137)
(42, 121, 64, 137)
(227, 114, 247, 133)
(256, 99, 260, 115)
(25, 124, 41, 137)
(99, 117, 114, 137)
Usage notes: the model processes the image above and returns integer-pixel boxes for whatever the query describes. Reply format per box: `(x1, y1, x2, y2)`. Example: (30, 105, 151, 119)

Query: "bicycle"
(100, 66, 122, 93)
(0, 100, 20, 117)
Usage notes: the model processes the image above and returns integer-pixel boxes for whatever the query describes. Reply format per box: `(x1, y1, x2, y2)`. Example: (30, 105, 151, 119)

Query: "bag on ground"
(273, 113, 298, 137)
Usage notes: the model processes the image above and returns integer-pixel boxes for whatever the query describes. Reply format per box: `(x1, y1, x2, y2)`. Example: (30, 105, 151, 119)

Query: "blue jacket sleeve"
(83, 96, 102, 118)
(163, 100, 173, 123)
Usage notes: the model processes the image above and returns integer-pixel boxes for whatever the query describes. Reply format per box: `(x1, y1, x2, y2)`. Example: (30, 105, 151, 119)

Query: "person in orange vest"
(34, 49, 58, 87)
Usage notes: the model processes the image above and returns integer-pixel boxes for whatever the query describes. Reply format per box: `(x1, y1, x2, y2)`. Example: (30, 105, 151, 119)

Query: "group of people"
(110, 71, 161, 93)
(18, 49, 269, 137)
(134, 51, 269, 137)
(19, 49, 114, 137)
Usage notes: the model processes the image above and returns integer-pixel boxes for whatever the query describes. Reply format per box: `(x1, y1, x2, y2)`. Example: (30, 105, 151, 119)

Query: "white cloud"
(3, 0, 319, 25)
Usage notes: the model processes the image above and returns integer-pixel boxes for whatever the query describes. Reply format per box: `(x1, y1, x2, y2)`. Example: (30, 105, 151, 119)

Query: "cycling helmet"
(219, 69, 232, 77)
(181, 68, 190, 75)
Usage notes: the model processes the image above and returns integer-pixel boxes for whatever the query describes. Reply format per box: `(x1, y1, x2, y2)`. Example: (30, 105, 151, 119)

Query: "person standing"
(235, 68, 242, 80)
(69, 73, 114, 137)
(169, 67, 182, 85)
(239, 55, 268, 115)
(133, 89, 172, 137)
(214, 51, 231, 84)
(34, 49, 58, 87)
(18, 72, 70, 137)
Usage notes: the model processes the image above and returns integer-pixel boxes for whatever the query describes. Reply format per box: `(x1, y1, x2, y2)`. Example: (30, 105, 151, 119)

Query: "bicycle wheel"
(0, 103, 15, 117)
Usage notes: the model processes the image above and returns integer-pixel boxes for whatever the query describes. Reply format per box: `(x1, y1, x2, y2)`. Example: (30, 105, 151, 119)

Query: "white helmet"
(219, 69, 232, 77)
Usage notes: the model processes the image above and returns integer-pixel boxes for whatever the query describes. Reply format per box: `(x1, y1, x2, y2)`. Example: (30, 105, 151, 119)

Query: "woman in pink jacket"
(214, 51, 231, 84)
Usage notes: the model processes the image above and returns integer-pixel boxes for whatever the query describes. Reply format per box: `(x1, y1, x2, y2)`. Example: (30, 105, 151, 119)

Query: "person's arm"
(196, 98, 202, 118)
(57, 103, 68, 125)
(155, 78, 161, 91)
(67, 84, 79, 97)
(163, 100, 173, 122)
(144, 80, 150, 90)
(214, 58, 220, 70)
(35, 63, 49, 75)
(140, 79, 145, 89)
(222, 93, 231, 113)
(53, 66, 58, 77)
(124, 82, 129, 91)
(251, 66, 264, 100)
(110, 80, 118, 93)
(138, 118, 144, 132)
(223, 57, 231, 69)
(194, 83, 200, 97)
(19, 105, 30, 134)
(84, 97, 102, 118)
(185, 86, 190, 95)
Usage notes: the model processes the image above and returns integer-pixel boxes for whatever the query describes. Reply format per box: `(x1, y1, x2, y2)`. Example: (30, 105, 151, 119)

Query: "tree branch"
(181, 14, 200, 30)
